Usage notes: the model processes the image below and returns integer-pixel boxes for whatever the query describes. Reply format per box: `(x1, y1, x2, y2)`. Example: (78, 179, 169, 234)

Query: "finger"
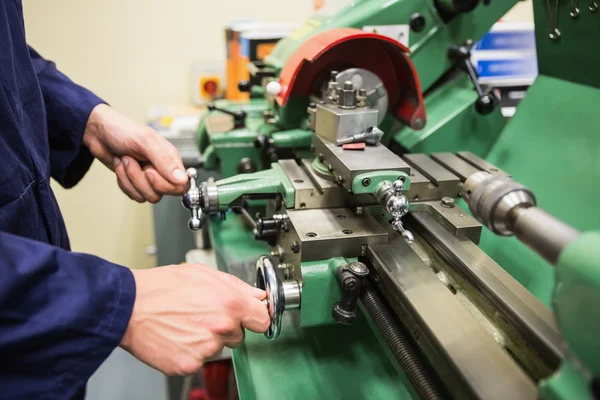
(213, 269, 266, 300)
(114, 158, 144, 202)
(221, 327, 245, 349)
(239, 297, 271, 333)
(123, 156, 162, 203)
(136, 131, 187, 186)
(143, 166, 188, 196)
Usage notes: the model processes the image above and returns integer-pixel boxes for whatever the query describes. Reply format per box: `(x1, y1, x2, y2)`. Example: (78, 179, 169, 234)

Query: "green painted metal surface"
(232, 312, 415, 400)
(299, 258, 351, 328)
(312, 157, 334, 179)
(554, 232, 600, 375)
(351, 171, 411, 194)
(394, 74, 505, 156)
(476, 76, 600, 307)
(215, 163, 296, 210)
(271, 129, 312, 148)
(267, 0, 516, 93)
(210, 216, 270, 284)
(539, 358, 592, 400)
(210, 218, 416, 400)
(534, 0, 600, 90)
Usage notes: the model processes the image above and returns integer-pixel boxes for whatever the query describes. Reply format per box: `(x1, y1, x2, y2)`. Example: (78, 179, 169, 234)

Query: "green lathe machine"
(180, 0, 600, 399)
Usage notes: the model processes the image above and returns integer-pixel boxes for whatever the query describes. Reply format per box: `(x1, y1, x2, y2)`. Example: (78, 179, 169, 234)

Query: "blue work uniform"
(0, 2, 136, 399)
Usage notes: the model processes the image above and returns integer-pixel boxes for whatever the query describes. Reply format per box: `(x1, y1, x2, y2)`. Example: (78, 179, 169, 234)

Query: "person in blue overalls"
(0, 3, 269, 399)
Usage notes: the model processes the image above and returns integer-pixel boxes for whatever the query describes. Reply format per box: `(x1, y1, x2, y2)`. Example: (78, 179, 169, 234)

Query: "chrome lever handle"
(182, 168, 203, 231)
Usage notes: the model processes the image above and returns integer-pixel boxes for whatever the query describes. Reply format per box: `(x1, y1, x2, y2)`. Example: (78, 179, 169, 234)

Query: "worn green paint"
(352, 171, 411, 195)
(554, 232, 600, 374)
(299, 258, 353, 328)
(539, 358, 592, 400)
(215, 163, 295, 210)
(476, 76, 600, 307)
(394, 74, 505, 156)
(232, 311, 416, 400)
(311, 157, 334, 179)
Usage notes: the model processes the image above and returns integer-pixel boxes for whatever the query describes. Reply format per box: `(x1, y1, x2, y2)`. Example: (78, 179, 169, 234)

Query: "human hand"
(83, 104, 188, 203)
(120, 264, 269, 376)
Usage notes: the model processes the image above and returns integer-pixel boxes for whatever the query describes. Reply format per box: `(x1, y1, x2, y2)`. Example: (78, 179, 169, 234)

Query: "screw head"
(337, 175, 344, 184)
(327, 163, 334, 171)
(413, 118, 425, 130)
(441, 197, 455, 208)
(290, 241, 300, 253)
(348, 262, 369, 277)
(362, 178, 371, 187)
(410, 13, 426, 32)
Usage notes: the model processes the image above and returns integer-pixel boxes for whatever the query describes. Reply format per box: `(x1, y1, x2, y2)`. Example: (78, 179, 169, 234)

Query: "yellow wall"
(22, 0, 532, 269)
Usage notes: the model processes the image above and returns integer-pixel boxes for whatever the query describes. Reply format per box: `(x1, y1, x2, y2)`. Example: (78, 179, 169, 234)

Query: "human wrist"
(83, 103, 111, 149)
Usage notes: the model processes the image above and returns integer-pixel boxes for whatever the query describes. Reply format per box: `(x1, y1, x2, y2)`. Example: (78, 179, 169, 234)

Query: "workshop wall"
(22, 0, 532, 270)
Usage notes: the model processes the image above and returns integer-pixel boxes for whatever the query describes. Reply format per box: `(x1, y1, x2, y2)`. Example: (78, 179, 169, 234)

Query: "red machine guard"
(276, 28, 426, 130)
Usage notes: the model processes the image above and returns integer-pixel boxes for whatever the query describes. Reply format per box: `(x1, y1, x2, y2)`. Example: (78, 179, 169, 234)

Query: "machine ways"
(182, 150, 599, 399)
(255, 172, 598, 400)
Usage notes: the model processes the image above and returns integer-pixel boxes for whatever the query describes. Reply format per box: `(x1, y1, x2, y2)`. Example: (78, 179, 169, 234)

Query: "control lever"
(336, 126, 384, 146)
(181, 168, 204, 231)
(332, 262, 369, 325)
(448, 42, 497, 115)
(207, 102, 247, 129)
(377, 179, 414, 243)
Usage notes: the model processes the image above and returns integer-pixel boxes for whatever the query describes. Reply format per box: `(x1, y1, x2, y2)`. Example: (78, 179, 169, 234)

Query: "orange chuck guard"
(276, 28, 426, 130)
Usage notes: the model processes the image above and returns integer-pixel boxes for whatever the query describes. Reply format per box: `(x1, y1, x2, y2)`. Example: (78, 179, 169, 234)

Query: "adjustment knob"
(475, 93, 497, 115)
(238, 80, 252, 92)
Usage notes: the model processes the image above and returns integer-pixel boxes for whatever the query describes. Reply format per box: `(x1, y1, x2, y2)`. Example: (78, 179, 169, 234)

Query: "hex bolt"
(355, 206, 364, 216)
(337, 175, 344, 184)
(327, 163, 334, 171)
(441, 197, 455, 208)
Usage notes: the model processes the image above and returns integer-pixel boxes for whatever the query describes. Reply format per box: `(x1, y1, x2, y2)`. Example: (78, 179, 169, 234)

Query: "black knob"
(475, 93, 497, 115)
(207, 102, 247, 129)
(238, 80, 252, 92)
(437, 0, 480, 13)
(410, 13, 426, 32)
(448, 43, 497, 115)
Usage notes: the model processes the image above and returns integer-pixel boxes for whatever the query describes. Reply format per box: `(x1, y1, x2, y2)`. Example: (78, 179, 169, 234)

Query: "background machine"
(178, 0, 600, 399)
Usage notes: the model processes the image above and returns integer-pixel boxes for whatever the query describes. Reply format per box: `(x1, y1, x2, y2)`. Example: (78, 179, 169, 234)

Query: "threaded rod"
(361, 284, 443, 400)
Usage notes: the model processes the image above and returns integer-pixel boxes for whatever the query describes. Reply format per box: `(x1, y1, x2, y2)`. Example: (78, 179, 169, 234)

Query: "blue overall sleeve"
(0, 232, 136, 399)
(28, 47, 105, 189)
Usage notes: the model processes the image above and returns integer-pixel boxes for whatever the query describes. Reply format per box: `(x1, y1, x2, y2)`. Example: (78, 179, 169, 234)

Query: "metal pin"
(546, 0, 561, 40)
(570, 0, 580, 16)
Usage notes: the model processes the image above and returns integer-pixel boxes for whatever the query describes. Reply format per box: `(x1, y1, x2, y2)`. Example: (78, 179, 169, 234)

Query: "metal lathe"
(177, 1, 600, 399)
